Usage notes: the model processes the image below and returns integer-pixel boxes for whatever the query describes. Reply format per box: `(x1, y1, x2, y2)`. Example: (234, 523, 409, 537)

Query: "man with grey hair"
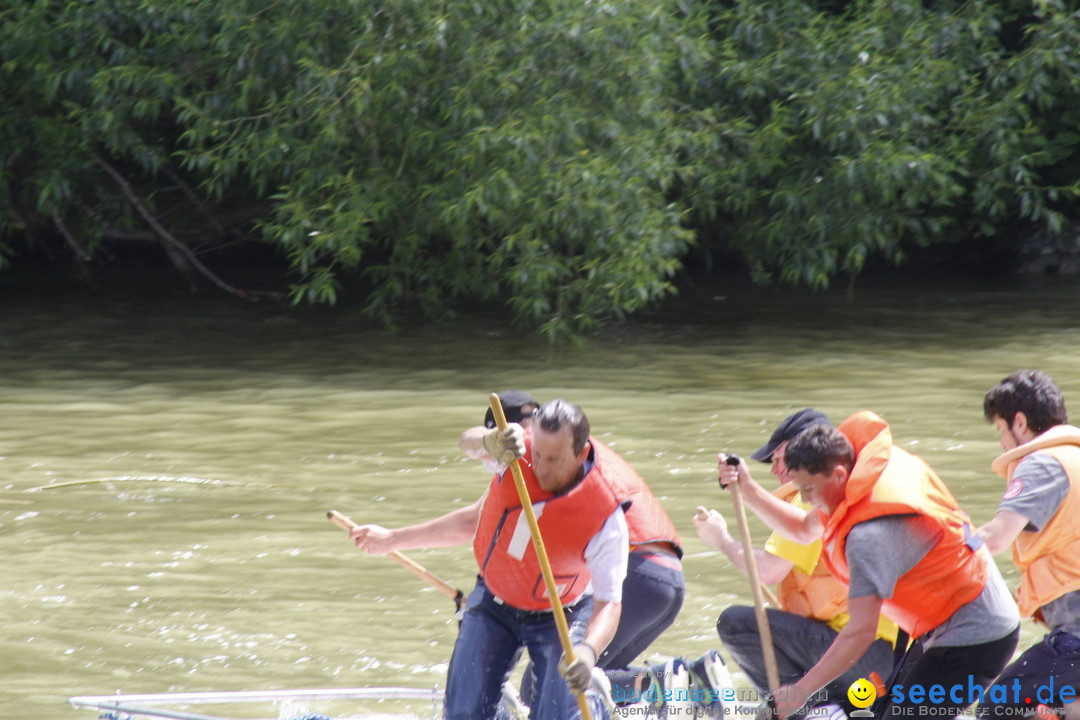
(463, 391, 693, 715)
(351, 398, 632, 720)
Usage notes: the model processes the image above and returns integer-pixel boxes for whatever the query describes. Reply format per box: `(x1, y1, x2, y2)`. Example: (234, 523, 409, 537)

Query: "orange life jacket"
(590, 438, 683, 559)
(822, 411, 988, 638)
(473, 438, 626, 611)
(991, 425, 1080, 619)
(772, 483, 849, 623)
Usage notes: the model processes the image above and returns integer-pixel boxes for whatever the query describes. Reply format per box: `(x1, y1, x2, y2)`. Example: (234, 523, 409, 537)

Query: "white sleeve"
(583, 506, 629, 603)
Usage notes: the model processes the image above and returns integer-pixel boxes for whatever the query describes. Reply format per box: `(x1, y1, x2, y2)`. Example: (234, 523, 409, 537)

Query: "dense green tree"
(0, 0, 692, 340)
(678, 0, 1080, 288)
(2, 0, 1078, 339)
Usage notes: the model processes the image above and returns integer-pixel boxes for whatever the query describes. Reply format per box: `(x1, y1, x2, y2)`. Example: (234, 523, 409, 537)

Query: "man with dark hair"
(983, 369, 1069, 435)
(720, 413, 1019, 720)
(697, 409, 895, 714)
(351, 398, 635, 720)
(977, 370, 1080, 719)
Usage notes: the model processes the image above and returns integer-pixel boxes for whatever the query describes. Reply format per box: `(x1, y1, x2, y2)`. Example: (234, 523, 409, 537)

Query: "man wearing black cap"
(459, 390, 542, 474)
(350, 398, 622, 720)
(727, 415, 1020, 720)
(694, 409, 895, 713)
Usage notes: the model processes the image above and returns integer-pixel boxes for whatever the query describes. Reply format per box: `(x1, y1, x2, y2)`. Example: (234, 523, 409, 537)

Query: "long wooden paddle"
(725, 454, 781, 693)
(327, 509, 465, 611)
(488, 393, 593, 720)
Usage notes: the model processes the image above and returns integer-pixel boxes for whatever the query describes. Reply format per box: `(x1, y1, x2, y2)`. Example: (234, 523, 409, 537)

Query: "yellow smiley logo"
(847, 678, 877, 709)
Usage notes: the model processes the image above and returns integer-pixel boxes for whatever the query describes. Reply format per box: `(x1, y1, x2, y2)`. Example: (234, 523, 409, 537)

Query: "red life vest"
(822, 411, 988, 638)
(590, 438, 682, 558)
(473, 438, 626, 610)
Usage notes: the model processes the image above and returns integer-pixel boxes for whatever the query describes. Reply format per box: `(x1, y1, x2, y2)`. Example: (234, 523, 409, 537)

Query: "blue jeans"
(977, 628, 1079, 716)
(445, 577, 596, 720)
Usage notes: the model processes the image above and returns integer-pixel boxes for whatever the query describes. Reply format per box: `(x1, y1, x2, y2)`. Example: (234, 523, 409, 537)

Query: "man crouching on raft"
(720, 412, 1019, 720)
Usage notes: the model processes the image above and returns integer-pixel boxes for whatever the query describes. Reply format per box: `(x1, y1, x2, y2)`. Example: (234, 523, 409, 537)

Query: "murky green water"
(3, 270, 1079, 720)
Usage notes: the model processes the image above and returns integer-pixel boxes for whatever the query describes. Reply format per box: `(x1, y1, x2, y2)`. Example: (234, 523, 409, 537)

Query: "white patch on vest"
(507, 502, 546, 560)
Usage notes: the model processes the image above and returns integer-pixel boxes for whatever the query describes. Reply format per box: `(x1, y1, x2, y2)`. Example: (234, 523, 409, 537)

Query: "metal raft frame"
(68, 687, 445, 720)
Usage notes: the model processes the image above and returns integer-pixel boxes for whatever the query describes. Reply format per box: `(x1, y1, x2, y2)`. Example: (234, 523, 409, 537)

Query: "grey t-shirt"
(999, 452, 1080, 634)
(999, 453, 1070, 530)
(846, 515, 1019, 648)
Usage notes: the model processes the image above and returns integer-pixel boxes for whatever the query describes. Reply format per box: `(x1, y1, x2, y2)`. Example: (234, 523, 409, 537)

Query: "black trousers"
(881, 624, 1020, 720)
(718, 605, 895, 712)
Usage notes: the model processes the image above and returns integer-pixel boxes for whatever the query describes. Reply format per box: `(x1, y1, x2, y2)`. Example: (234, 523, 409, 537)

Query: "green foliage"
(2, 0, 1079, 337)
(1, 0, 692, 340)
(678, 0, 1080, 287)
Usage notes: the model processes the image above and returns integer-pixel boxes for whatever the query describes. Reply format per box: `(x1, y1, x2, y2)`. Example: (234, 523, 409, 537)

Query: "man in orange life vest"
(352, 398, 628, 720)
(695, 409, 895, 713)
(719, 412, 1019, 720)
(976, 370, 1080, 719)
(461, 391, 705, 712)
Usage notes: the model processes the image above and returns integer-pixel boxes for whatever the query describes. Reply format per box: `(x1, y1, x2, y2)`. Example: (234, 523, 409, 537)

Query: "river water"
(3, 269, 1079, 720)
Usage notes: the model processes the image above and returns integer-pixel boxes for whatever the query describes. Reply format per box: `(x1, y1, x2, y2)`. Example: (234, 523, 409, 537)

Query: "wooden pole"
(488, 393, 593, 720)
(327, 509, 464, 608)
(725, 456, 781, 693)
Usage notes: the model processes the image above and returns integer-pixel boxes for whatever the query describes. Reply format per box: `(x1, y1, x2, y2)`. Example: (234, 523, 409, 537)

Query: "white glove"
(482, 423, 525, 465)
(486, 425, 527, 464)
(558, 642, 598, 693)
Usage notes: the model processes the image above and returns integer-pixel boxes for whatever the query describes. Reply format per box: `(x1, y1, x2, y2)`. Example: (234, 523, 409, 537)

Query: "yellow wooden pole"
(489, 393, 592, 720)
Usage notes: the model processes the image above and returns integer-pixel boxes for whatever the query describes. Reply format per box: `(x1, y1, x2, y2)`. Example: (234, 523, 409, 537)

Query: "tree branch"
(51, 213, 93, 262)
(160, 163, 228, 237)
(93, 153, 277, 301)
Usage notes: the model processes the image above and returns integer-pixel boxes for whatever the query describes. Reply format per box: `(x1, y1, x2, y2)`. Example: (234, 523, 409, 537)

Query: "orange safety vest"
(991, 425, 1080, 619)
(772, 483, 849, 623)
(590, 438, 683, 559)
(822, 411, 988, 638)
(473, 438, 627, 611)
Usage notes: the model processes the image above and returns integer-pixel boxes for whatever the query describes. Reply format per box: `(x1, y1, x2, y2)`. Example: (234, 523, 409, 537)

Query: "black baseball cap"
(751, 408, 832, 462)
(483, 390, 540, 429)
